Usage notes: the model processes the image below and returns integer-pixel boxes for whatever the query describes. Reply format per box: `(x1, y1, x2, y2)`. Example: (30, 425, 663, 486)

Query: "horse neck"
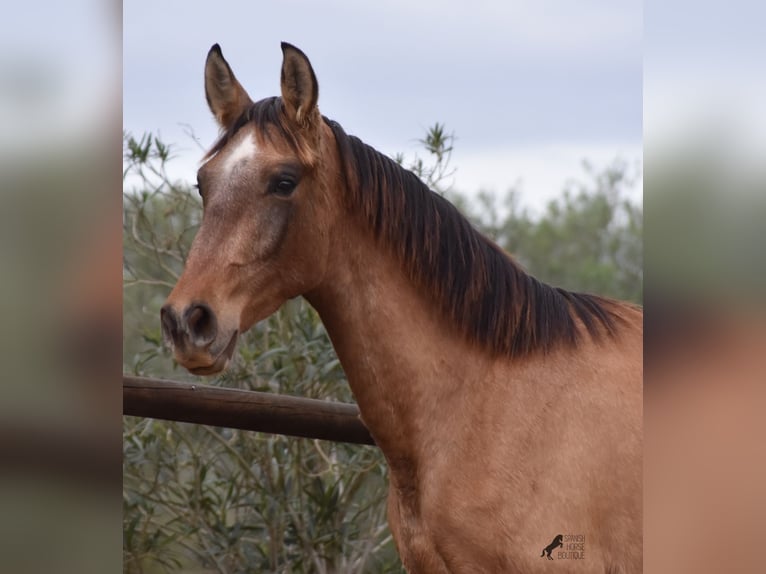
(305, 222, 491, 468)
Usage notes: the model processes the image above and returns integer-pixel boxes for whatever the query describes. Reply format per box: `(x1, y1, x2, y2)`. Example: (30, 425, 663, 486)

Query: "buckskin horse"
(160, 43, 642, 573)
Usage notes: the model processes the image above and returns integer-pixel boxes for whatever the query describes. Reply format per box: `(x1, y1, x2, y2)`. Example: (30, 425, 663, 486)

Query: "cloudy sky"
(123, 0, 642, 211)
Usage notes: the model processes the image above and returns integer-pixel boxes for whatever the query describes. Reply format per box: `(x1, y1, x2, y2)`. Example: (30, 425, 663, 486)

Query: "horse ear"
(280, 42, 319, 127)
(204, 44, 253, 129)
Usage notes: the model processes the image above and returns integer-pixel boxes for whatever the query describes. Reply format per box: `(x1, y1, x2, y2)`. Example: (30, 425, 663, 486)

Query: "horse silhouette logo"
(541, 534, 564, 560)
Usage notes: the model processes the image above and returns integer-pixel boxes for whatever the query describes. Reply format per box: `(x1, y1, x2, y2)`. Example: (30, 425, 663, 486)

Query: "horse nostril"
(184, 303, 217, 347)
(160, 304, 180, 347)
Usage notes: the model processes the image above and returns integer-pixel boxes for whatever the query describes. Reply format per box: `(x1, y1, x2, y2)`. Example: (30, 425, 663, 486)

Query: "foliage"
(123, 126, 641, 573)
(394, 122, 455, 194)
(465, 159, 643, 303)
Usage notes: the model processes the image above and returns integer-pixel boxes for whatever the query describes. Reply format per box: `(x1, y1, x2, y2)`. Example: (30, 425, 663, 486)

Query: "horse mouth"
(188, 331, 239, 376)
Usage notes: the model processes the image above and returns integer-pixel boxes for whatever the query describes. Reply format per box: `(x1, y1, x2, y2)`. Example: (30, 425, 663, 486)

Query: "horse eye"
(273, 179, 297, 197)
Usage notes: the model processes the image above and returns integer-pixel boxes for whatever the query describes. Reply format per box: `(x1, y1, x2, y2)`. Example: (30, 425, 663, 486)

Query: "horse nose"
(160, 302, 218, 349)
(160, 304, 182, 349)
(184, 303, 218, 347)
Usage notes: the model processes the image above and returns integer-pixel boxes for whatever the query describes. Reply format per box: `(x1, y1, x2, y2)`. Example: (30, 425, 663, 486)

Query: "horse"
(160, 42, 642, 573)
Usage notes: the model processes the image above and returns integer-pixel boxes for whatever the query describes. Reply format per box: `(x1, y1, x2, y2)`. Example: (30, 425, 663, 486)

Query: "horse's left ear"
(280, 42, 319, 128)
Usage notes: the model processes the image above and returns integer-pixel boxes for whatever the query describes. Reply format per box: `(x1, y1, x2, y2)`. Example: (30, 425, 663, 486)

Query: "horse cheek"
(254, 201, 293, 261)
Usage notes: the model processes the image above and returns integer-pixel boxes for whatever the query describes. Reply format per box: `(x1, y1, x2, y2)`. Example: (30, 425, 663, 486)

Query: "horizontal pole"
(123, 376, 376, 446)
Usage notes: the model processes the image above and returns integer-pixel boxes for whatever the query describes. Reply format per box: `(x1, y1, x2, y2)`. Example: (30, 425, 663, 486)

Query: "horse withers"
(160, 43, 642, 573)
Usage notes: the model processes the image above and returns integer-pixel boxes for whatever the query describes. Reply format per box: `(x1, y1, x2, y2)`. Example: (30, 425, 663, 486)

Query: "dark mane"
(212, 97, 620, 357)
(324, 119, 620, 357)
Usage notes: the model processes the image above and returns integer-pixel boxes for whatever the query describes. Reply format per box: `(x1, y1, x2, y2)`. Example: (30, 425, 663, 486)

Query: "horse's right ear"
(204, 44, 253, 130)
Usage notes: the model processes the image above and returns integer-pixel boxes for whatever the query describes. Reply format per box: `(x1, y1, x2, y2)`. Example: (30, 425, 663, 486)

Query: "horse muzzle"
(160, 302, 239, 375)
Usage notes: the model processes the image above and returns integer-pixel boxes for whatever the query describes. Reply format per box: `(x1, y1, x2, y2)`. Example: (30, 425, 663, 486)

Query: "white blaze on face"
(222, 132, 258, 175)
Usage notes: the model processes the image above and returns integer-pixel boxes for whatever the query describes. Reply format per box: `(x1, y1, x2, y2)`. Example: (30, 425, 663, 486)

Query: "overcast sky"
(123, 0, 642, 211)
